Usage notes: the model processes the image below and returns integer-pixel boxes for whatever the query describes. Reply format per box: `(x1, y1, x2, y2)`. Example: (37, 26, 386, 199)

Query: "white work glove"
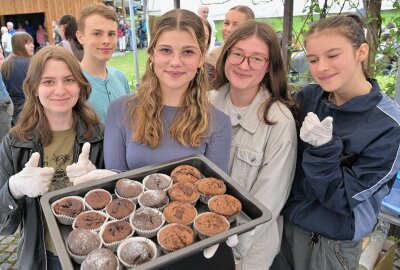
(70, 169, 117, 186)
(203, 234, 239, 259)
(8, 152, 54, 199)
(300, 112, 333, 147)
(66, 142, 96, 180)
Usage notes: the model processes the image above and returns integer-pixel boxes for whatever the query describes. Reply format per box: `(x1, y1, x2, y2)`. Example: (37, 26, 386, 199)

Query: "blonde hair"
(127, 9, 210, 148)
(11, 46, 100, 145)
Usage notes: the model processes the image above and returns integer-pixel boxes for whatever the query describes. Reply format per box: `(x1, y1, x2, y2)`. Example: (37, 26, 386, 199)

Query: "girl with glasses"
(103, 9, 233, 270)
(209, 20, 298, 270)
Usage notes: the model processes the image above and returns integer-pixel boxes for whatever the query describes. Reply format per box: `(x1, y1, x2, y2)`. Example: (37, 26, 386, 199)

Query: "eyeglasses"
(227, 49, 269, 70)
(154, 46, 201, 65)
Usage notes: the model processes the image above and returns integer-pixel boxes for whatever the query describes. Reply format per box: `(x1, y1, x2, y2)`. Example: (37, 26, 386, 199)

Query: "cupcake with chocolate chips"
(117, 237, 157, 268)
(143, 173, 173, 192)
(170, 165, 201, 183)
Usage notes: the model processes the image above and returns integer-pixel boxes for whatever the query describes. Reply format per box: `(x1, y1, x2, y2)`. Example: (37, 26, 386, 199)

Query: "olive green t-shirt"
(43, 128, 76, 255)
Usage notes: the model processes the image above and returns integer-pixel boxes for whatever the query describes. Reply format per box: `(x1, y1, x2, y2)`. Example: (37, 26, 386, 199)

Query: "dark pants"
(11, 103, 23, 126)
(271, 221, 362, 270)
(46, 251, 62, 270)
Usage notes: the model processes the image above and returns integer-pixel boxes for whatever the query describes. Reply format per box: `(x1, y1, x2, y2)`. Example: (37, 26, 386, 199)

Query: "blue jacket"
(283, 80, 400, 241)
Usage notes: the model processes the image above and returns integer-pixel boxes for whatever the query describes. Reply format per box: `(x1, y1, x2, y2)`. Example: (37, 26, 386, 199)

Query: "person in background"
(271, 15, 400, 270)
(16, 23, 26, 32)
(58, 14, 84, 61)
(24, 20, 35, 41)
(71, 8, 235, 270)
(1, 32, 34, 125)
(36, 24, 48, 48)
(137, 15, 146, 48)
(7, 22, 16, 35)
(1, 26, 12, 57)
(207, 5, 255, 69)
(76, 3, 130, 123)
(198, 5, 216, 50)
(0, 46, 104, 270)
(0, 47, 13, 141)
(200, 17, 216, 87)
(117, 21, 126, 52)
(209, 20, 298, 270)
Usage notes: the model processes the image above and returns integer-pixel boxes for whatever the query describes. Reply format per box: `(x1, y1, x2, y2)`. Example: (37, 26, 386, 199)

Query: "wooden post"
(122, 0, 126, 22)
(282, 0, 294, 71)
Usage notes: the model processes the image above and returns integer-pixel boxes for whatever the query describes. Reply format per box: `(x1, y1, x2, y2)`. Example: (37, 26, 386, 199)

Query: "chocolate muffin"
(163, 201, 197, 225)
(105, 198, 136, 220)
(101, 220, 133, 244)
(208, 194, 242, 220)
(138, 190, 169, 209)
(73, 211, 107, 231)
(81, 248, 118, 270)
(194, 212, 230, 238)
(53, 197, 84, 218)
(195, 177, 226, 196)
(118, 238, 156, 266)
(157, 224, 195, 252)
(67, 229, 101, 256)
(84, 189, 112, 210)
(143, 173, 172, 191)
(130, 208, 164, 238)
(168, 182, 200, 205)
(115, 178, 143, 199)
(170, 165, 201, 183)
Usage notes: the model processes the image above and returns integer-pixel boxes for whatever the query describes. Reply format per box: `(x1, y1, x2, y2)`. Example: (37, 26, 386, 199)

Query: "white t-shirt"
(1, 32, 11, 53)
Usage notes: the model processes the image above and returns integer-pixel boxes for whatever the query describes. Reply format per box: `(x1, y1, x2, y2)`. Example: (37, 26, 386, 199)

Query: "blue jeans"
(271, 221, 362, 270)
(46, 250, 63, 270)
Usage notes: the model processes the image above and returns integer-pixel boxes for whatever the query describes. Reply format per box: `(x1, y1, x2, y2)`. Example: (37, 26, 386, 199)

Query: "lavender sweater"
(104, 94, 232, 173)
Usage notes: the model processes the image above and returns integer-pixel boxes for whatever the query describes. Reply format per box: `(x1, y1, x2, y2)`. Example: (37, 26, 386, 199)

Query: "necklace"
(231, 103, 250, 120)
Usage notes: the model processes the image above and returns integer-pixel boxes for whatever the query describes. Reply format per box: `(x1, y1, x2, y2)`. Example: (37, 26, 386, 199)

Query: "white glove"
(70, 169, 117, 186)
(9, 153, 54, 199)
(203, 234, 238, 259)
(300, 112, 333, 147)
(66, 142, 96, 180)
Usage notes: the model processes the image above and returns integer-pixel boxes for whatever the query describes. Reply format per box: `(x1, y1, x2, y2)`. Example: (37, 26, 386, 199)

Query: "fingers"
(203, 244, 219, 259)
(321, 116, 333, 128)
(25, 152, 40, 168)
(78, 142, 91, 162)
(226, 234, 238, 247)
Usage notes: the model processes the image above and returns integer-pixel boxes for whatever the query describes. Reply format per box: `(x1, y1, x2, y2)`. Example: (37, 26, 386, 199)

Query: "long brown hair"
(214, 20, 298, 125)
(11, 46, 100, 145)
(127, 9, 210, 148)
(1, 32, 33, 80)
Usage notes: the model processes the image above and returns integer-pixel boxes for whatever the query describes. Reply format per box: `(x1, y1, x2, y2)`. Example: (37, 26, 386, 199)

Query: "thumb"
(78, 142, 91, 162)
(25, 152, 40, 168)
(321, 116, 333, 128)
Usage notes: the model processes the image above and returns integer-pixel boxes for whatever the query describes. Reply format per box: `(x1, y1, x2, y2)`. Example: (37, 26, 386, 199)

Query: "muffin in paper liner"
(163, 201, 198, 227)
(114, 178, 144, 204)
(138, 190, 169, 212)
(117, 237, 158, 268)
(195, 177, 227, 204)
(80, 248, 120, 270)
(208, 194, 242, 223)
(72, 210, 109, 233)
(157, 223, 195, 254)
(99, 220, 134, 252)
(66, 229, 102, 264)
(142, 173, 173, 192)
(129, 207, 165, 238)
(105, 198, 136, 222)
(168, 182, 200, 206)
(51, 196, 85, 225)
(193, 212, 230, 240)
(84, 189, 112, 211)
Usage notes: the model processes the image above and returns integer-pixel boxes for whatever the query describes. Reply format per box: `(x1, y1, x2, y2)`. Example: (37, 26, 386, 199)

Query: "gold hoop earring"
(150, 62, 154, 71)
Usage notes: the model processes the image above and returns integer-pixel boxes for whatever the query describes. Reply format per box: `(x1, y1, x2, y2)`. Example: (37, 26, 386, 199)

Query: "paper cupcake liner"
(114, 179, 144, 204)
(106, 199, 136, 222)
(129, 208, 165, 238)
(138, 191, 169, 212)
(51, 196, 85, 225)
(157, 223, 195, 254)
(143, 173, 173, 192)
(99, 220, 135, 252)
(193, 212, 230, 240)
(208, 196, 240, 223)
(198, 193, 215, 204)
(66, 232, 102, 264)
(72, 210, 109, 233)
(84, 189, 112, 212)
(117, 237, 158, 268)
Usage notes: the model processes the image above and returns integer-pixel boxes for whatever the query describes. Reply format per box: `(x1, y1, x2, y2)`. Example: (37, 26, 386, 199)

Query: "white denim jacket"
(210, 84, 297, 270)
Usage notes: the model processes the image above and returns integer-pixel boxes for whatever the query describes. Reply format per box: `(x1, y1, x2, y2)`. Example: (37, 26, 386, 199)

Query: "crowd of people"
(0, 3, 399, 270)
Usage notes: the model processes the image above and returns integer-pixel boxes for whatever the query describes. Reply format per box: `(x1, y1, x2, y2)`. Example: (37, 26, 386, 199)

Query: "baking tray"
(40, 155, 271, 270)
